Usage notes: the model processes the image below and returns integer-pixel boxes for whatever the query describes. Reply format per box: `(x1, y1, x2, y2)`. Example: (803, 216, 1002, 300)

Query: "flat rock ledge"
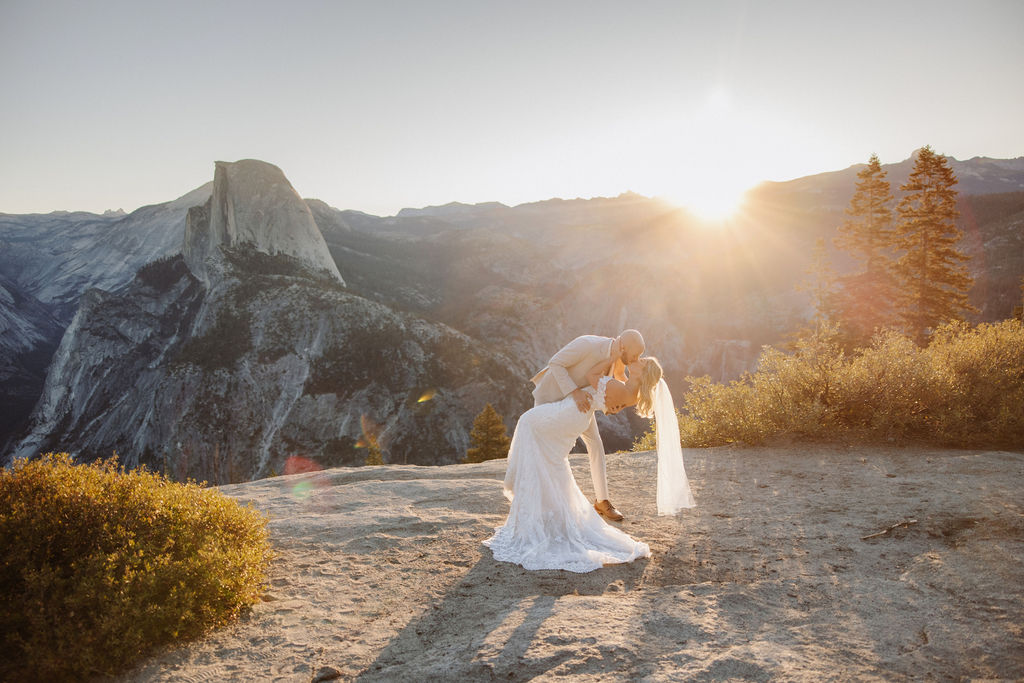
(120, 445, 1024, 681)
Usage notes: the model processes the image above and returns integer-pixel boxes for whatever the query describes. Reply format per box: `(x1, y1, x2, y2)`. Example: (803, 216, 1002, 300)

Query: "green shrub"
(0, 453, 272, 680)
(633, 319, 1024, 450)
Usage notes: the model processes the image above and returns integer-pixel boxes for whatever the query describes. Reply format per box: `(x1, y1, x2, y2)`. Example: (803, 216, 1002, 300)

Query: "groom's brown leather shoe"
(595, 499, 624, 521)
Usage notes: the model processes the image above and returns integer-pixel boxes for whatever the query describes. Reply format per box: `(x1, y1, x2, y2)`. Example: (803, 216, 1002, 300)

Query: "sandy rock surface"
(120, 445, 1024, 681)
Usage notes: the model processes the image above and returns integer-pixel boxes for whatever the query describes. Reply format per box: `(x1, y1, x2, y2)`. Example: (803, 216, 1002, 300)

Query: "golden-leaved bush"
(634, 320, 1024, 450)
(0, 453, 272, 680)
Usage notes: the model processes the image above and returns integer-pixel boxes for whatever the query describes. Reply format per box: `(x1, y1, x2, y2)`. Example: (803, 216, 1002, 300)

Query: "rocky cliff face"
(184, 160, 342, 286)
(0, 275, 64, 450)
(0, 184, 212, 447)
(0, 184, 212, 319)
(9, 161, 528, 481)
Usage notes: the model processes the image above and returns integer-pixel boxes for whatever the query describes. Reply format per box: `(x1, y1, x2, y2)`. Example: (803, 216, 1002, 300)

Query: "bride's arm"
(585, 358, 614, 388)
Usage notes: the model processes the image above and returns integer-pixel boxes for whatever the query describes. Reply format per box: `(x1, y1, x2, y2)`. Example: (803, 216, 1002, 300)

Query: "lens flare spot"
(284, 455, 322, 475)
(360, 414, 380, 436)
(291, 480, 313, 499)
(417, 389, 436, 403)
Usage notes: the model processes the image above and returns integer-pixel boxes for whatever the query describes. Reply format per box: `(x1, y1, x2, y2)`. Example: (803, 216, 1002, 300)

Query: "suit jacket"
(530, 335, 614, 405)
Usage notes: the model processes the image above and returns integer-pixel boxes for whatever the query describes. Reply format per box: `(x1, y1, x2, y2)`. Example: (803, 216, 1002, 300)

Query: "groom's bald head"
(618, 329, 645, 364)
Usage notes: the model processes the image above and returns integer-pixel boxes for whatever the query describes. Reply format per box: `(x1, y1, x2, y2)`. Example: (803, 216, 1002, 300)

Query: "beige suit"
(530, 335, 614, 501)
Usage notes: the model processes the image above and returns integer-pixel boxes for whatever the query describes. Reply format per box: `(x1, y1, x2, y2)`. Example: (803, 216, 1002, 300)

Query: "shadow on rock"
(354, 552, 650, 681)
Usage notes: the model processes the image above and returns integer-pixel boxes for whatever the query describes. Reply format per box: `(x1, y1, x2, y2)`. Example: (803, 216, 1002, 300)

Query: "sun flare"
(640, 87, 766, 224)
(662, 184, 748, 223)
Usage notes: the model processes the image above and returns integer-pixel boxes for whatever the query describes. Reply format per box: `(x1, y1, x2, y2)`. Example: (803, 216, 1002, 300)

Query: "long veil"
(654, 378, 696, 515)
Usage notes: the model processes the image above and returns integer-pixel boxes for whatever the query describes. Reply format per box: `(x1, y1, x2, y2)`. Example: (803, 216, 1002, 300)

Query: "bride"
(484, 356, 694, 573)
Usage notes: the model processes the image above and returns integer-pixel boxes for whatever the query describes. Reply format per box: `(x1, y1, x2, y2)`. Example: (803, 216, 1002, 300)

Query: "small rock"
(312, 665, 342, 682)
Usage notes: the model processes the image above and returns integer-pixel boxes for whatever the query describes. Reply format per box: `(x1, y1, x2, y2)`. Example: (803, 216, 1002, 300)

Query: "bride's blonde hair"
(634, 356, 663, 418)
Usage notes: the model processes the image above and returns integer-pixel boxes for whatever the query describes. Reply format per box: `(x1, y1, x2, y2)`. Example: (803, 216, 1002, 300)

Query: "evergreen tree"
(833, 153, 897, 345)
(364, 439, 384, 466)
(893, 146, 976, 343)
(464, 403, 512, 464)
(360, 414, 385, 465)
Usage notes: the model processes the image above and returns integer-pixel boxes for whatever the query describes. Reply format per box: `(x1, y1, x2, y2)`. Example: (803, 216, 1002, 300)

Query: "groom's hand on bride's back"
(571, 387, 592, 413)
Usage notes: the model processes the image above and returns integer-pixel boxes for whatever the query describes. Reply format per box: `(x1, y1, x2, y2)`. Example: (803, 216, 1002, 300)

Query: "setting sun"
(660, 181, 749, 222)
(633, 87, 780, 224)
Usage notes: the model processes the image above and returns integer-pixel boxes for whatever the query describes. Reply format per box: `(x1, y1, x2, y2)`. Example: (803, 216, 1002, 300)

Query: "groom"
(530, 329, 646, 521)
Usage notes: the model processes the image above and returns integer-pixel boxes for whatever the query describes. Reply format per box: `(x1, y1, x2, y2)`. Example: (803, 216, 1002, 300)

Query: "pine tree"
(893, 146, 976, 343)
(364, 439, 384, 466)
(833, 153, 897, 345)
(361, 414, 385, 465)
(464, 403, 512, 464)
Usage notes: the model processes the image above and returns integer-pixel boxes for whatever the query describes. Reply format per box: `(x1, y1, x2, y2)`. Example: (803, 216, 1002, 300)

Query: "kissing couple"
(484, 330, 696, 573)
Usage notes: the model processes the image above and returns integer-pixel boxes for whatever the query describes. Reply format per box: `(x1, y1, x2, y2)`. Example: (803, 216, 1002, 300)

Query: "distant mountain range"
(754, 155, 1024, 209)
(2, 154, 1022, 476)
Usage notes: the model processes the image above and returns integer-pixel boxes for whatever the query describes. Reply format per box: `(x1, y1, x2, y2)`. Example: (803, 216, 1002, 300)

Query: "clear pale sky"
(1, 0, 1022, 217)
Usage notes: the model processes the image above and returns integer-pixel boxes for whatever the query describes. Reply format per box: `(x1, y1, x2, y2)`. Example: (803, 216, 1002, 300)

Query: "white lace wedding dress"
(484, 376, 651, 572)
